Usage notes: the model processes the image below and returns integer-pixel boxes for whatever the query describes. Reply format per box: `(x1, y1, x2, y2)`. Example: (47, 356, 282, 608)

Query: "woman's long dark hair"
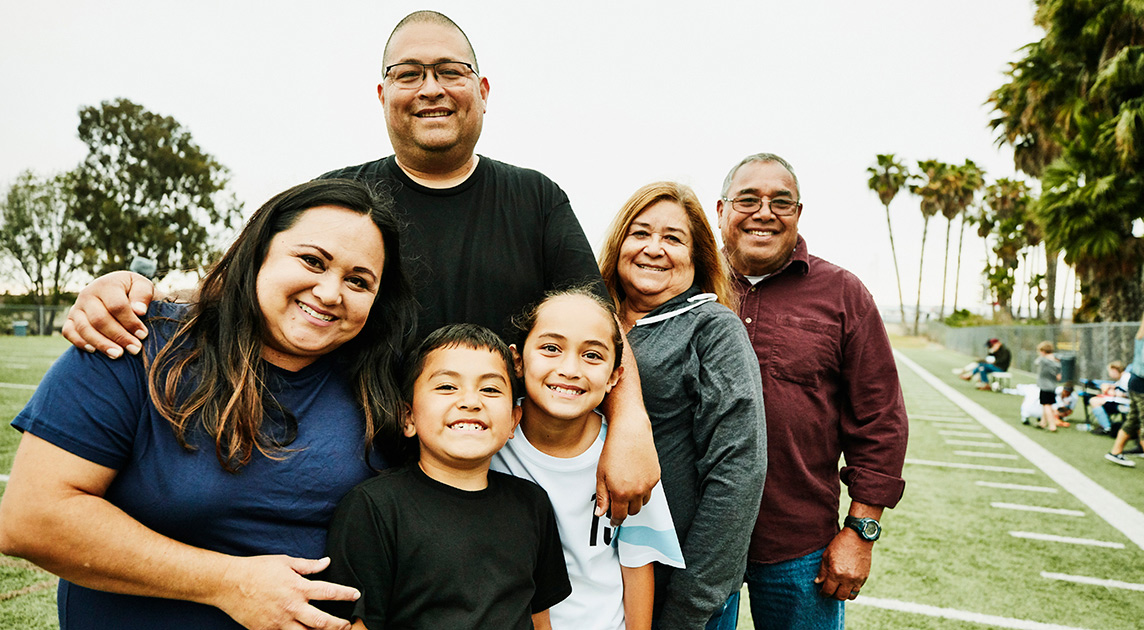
(148, 178, 417, 471)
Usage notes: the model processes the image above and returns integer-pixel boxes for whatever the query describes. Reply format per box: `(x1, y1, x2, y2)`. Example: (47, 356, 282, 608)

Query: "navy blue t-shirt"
(13, 303, 383, 630)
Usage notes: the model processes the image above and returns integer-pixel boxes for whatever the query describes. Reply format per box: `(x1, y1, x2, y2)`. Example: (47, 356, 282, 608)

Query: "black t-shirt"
(321, 465, 571, 629)
(321, 156, 605, 339)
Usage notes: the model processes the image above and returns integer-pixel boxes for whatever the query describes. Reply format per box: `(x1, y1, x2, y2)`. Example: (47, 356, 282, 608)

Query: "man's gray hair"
(720, 153, 800, 198)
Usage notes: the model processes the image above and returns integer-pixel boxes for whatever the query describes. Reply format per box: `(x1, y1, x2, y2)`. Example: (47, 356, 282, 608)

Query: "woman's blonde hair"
(598, 181, 736, 313)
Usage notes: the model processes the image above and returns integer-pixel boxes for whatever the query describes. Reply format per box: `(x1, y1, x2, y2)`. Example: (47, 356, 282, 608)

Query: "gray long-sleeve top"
(627, 285, 767, 628)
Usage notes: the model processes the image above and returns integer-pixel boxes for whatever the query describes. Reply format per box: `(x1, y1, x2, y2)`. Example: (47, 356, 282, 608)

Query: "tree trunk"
(883, 203, 908, 332)
(1045, 244, 1058, 324)
(914, 217, 931, 336)
(953, 218, 966, 312)
(939, 219, 952, 320)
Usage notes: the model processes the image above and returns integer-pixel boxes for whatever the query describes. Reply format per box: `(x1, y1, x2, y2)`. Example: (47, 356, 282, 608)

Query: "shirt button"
(745, 317, 753, 324)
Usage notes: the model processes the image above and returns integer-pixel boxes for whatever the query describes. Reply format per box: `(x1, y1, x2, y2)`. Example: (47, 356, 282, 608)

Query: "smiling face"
(255, 206, 386, 371)
(404, 345, 520, 478)
(717, 160, 802, 277)
(517, 295, 622, 427)
(617, 200, 696, 311)
(379, 21, 490, 171)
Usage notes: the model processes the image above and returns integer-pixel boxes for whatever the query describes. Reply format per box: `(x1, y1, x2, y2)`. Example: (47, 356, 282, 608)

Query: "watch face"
(862, 521, 880, 538)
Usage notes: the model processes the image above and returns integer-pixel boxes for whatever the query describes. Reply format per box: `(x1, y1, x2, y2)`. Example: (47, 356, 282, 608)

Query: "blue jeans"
(972, 362, 1002, 384)
(652, 591, 740, 630)
(744, 548, 844, 630)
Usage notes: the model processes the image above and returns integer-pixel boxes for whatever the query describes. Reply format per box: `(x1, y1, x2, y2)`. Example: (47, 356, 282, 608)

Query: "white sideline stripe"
(940, 430, 994, 438)
(991, 502, 1085, 516)
(0, 474, 8, 482)
(1009, 531, 1124, 548)
(913, 416, 975, 423)
(912, 413, 969, 420)
(977, 481, 1058, 493)
(895, 350, 1144, 551)
(1040, 571, 1144, 592)
(954, 450, 1020, 460)
(850, 596, 1092, 630)
(0, 382, 36, 390)
(906, 458, 1035, 474)
(945, 440, 1006, 448)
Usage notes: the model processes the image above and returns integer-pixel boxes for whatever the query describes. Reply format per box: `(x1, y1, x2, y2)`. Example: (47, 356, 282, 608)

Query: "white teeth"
(637, 264, 667, 272)
(549, 385, 582, 396)
(747, 230, 775, 237)
(299, 302, 334, 321)
(451, 422, 486, 431)
(418, 111, 449, 117)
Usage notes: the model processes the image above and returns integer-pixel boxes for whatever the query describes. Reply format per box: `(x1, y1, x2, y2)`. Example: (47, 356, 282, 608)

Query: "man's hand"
(212, 555, 359, 630)
(595, 417, 659, 526)
(62, 271, 155, 359)
(814, 528, 872, 601)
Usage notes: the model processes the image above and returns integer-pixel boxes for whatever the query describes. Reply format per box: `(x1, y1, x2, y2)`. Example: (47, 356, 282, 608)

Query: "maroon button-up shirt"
(732, 236, 907, 564)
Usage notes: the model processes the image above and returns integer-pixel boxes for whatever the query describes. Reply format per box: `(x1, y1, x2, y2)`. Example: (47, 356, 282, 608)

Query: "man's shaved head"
(383, 10, 479, 72)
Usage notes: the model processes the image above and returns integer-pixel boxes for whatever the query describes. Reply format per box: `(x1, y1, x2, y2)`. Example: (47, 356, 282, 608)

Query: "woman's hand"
(62, 271, 155, 359)
(213, 555, 358, 630)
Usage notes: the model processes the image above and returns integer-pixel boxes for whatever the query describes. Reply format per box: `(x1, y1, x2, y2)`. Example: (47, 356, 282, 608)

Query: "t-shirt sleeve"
(320, 484, 394, 627)
(11, 346, 148, 470)
(542, 189, 607, 300)
(529, 495, 572, 613)
(615, 481, 685, 569)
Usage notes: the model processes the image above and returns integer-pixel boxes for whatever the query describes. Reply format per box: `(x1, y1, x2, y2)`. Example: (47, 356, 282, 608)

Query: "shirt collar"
(726, 235, 809, 287)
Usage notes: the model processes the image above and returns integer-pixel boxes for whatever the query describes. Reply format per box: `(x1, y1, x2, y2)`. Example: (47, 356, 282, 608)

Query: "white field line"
(945, 440, 1006, 448)
(851, 596, 1092, 630)
(913, 417, 977, 424)
(940, 430, 994, 438)
(906, 458, 1036, 474)
(0, 382, 36, 390)
(976, 481, 1058, 493)
(991, 502, 1085, 516)
(0, 474, 8, 482)
(896, 350, 1144, 550)
(1040, 571, 1144, 592)
(1009, 531, 1124, 549)
(954, 450, 1019, 460)
(912, 413, 970, 420)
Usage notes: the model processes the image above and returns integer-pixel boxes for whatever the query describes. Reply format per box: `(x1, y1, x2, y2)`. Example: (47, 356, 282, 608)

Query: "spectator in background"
(1090, 361, 1130, 434)
(1105, 315, 1144, 467)
(956, 338, 1012, 391)
(1034, 341, 1061, 432)
(1054, 384, 1078, 428)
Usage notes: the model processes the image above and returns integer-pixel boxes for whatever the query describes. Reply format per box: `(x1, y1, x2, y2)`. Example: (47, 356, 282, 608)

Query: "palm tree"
(909, 159, 946, 335)
(866, 154, 910, 331)
(949, 161, 985, 313)
(981, 179, 1032, 322)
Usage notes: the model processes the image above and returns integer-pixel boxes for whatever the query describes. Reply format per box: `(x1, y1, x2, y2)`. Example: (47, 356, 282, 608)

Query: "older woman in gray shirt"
(598, 181, 766, 630)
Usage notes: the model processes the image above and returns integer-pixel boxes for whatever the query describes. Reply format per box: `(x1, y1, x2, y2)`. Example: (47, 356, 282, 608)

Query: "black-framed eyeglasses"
(383, 61, 477, 88)
(721, 196, 802, 216)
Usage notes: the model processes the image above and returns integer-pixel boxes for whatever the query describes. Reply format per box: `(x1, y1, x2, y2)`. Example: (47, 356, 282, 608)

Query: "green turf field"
(2, 334, 1142, 629)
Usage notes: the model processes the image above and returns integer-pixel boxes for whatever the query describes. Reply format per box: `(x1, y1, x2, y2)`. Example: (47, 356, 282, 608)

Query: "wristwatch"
(843, 515, 881, 542)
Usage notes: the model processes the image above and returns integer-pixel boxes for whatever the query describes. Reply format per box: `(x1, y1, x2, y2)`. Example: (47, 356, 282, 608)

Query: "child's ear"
(605, 365, 624, 393)
(509, 403, 523, 437)
(401, 404, 417, 438)
(509, 344, 524, 378)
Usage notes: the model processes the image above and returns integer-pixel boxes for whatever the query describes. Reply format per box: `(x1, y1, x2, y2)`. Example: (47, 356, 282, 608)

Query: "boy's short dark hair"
(402, 324, 518, 402)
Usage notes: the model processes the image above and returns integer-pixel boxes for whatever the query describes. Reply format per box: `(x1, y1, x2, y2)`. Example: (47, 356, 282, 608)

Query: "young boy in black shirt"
(322, 324, 571, 629)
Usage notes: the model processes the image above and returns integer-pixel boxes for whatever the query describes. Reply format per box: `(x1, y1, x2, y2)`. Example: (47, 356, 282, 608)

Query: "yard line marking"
(1009, 531, 1124, 548)
(5, 364, 29, 369)
(896, 351, 1144, 551)
(915, 418, 977, 425)
(940, 430, 994, 438)
(0, 382, 36, 390)
(912, 413, 970, 420)
(954, 450, 1020, 460)
(991, 502, 1085, 516)
(977, 481, 1058, 493)
(906, 458, 1036, 474)
(1040, 571, 1144, 592)
(850, 595, 1092, 629)
(0, 474, 8, 482)
(945, 440, 1006, 448)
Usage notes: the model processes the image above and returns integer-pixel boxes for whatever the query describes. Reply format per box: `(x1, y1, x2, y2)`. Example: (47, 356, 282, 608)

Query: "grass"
(2, 334, 1143, 628)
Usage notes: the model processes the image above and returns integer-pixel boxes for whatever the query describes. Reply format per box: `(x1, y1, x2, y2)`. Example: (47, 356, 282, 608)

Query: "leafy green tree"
(936, 160, 985, 319)
(73, 98, 242, 279)
(909, 159, 947, 335)
(866, 154, 911, 330)
(980, 179, 1033, 321)
(0, 170, 86, 321)
(990, 1, 1144, 321)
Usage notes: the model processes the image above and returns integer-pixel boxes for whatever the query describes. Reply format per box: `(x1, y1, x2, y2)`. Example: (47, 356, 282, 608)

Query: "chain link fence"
(927, 321, 1139, 383)
(0, 305, 71, 335)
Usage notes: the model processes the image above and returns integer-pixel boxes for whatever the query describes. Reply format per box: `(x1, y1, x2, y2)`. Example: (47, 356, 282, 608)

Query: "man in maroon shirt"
(715, 153, 908, 629)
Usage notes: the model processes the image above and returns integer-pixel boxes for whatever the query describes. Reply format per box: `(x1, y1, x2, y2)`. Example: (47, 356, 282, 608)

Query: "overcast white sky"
(0, 0, 1046, 317)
